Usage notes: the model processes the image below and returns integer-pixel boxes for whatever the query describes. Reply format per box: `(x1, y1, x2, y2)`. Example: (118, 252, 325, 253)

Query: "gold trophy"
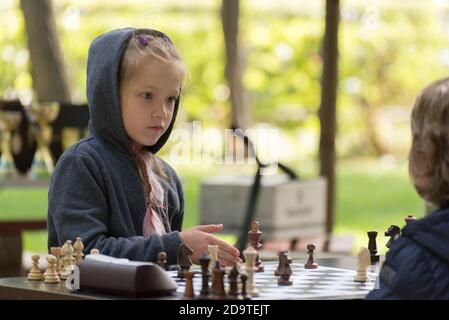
(23, 101, 60, 179)
(0, 110, 22, 179)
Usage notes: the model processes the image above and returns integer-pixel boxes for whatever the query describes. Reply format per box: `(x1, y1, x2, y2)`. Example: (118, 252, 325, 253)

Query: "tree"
(221, 0, 250, 130)
(318, 0, 340, 251)
(20, 0, 71, 102)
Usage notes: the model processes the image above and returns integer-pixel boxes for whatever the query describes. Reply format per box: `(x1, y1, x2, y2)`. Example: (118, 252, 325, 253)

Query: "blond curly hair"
(409, 77, 449, 208)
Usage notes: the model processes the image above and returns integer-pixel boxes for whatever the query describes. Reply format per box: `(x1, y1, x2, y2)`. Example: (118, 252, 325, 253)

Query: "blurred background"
(2, 0, 447, 273)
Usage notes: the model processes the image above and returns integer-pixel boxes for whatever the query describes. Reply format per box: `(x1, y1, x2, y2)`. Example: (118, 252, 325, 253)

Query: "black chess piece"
(404, 215, 417, 225)
(384, 225, 400, 248)
(274, 250, 288, 276)
(198, 253, 211, 299)
(157, 252, 167, 270)
(240, 273, 251, 300)
(228, 264, 242, 300)
(278, 251, 293, 286)
(304, 244, 318, 269)
(177, 243, 193, 278)
(212, 261, 226, 299)
(367, 231, 380, 264)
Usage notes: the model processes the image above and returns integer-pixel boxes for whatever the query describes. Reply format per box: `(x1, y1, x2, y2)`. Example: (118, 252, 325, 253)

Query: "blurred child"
(367, 78, 449, 299)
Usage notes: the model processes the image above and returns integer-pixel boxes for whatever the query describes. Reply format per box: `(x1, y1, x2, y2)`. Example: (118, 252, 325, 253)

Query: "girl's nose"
(152, 102, 169, 119)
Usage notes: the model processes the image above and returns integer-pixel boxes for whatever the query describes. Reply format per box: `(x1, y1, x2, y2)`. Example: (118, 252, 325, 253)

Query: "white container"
(200, 175, 327, 240)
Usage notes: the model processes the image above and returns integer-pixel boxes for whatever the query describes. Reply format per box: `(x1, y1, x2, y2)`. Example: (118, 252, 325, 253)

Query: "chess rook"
(367, 231, 380, 264)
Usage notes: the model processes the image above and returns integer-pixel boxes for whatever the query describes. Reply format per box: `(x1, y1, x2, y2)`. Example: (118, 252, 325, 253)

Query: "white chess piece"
(27, 254, 43, 281)
(354, 247, 370, 282)
(73, 237, 84, 265)
(60, 240, 75, 280)
(208, 245, 218, 272)
(243, 245, 259, 297)
(90, 248, 100, 255)
(50, 247, 62, 274)
(44, 255, 60, 283)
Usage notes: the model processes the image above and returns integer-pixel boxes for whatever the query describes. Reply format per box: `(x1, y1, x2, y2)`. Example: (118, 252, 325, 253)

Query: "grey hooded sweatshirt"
(47, 28, 184, 264)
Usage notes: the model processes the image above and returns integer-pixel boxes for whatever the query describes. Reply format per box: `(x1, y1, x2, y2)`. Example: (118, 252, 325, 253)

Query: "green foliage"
(2, 1, 449, 159)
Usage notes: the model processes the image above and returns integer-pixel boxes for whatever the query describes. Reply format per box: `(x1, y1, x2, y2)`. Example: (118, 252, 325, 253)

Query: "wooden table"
(0, 257, 379, 300)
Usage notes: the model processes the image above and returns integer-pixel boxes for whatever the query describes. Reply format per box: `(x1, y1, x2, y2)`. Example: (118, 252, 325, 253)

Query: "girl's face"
(120, 55, 183, 149)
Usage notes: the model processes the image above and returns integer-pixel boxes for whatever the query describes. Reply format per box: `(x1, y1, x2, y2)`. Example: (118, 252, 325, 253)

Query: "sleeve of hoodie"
(48, 149, 182, 264)
(366, 237, 436, 300)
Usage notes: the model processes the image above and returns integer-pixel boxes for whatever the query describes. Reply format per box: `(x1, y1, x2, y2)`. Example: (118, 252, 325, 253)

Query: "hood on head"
(86, 27, 181, 159)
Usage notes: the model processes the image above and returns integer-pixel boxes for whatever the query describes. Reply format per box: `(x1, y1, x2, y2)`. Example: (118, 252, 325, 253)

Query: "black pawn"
(228, 264, 242, 300)
(304, 244, 318, 269)
(198, 253, 211, 299)
(240, 273, 251, 300)
(367, 231, 380, 264)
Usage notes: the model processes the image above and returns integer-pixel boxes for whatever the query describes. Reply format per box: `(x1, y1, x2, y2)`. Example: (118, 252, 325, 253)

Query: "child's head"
(409, 77, 449, 208)
(119, 30, 185, 149)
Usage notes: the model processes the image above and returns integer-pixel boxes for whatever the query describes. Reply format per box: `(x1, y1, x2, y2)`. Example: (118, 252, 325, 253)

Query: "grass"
(0, 158, 424, 255)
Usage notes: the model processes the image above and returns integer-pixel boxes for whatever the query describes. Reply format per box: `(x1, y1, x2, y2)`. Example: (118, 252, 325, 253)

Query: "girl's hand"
(179, 224, 242, 267)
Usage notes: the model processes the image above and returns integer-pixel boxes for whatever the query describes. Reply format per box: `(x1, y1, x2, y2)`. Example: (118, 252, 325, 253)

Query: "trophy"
(0, 110, 22, 179)
(23, 101, 60, 179)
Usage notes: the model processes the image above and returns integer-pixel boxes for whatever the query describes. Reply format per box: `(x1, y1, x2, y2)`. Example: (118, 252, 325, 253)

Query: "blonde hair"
(120, 30, 184, 230)
(409, 77, 449, 208)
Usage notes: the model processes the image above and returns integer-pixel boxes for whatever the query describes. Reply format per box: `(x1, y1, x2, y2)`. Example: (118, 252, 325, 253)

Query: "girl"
(367, 78, 449, 299)
(47, 28, 241, 267)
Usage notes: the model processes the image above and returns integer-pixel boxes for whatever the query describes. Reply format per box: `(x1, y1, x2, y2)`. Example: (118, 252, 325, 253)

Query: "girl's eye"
(142, 92, 153, 100)
(168, 96, 177, 104)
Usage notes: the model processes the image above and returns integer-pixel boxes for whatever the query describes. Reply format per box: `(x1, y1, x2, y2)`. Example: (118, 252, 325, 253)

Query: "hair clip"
(137, 35, 149, 46)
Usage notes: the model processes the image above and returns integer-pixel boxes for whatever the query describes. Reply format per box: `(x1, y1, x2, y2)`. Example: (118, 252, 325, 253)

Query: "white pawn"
(27, 254, 43, 281)
(354, 247, 370, 282)
(243, 245, 259, 297)
(208, 245, 218, 272)
(60, 240, 75, 280)
(90, 248, 100, 255)
(73, 237, 84, 265)
(44, 255, 60, 284)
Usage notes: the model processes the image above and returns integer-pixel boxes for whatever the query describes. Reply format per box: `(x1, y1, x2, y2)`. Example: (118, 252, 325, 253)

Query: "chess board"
(167, 261, 378, 300)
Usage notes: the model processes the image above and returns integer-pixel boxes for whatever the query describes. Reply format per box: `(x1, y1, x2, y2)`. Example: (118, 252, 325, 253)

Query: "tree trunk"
(360, 98, 390, 155)
(20, 0, 71, 103)
(318, 0, 340, 252)
(221, 0, 250, 130)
